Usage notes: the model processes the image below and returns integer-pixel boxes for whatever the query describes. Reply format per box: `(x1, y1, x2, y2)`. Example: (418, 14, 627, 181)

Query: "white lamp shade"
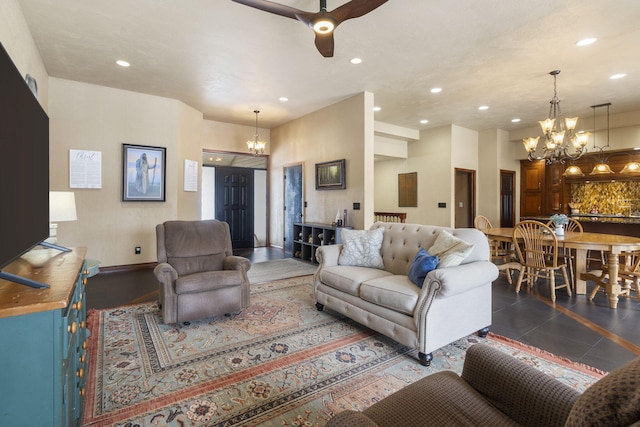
(49, 191, 77, 222)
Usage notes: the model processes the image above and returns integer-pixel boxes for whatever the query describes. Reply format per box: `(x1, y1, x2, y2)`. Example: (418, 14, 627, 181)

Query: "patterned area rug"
(247, 258, 318, 284)
(83, 276, 605, 427)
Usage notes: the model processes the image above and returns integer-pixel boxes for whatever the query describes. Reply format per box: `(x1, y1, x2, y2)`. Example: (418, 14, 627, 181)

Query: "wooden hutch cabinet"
(520, 160, 545, 217)
(520, 149, 640, 221)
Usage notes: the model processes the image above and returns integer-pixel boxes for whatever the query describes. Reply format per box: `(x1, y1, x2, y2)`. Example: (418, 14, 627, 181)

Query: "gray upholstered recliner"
(154, 220, 251, 324)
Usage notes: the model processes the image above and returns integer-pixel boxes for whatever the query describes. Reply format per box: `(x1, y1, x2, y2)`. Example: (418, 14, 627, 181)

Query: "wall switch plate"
(353, 202, 360, 210)
(438, 202, 446, 208)
(135, 246, 141, 254)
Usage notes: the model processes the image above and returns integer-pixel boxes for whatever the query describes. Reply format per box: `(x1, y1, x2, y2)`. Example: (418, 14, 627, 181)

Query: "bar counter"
(522, 215, 640, 238)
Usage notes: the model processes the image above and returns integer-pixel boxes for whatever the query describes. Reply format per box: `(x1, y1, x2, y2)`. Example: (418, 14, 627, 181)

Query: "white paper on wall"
(184, 159, 198, 192)
(69, 149, 102, 188)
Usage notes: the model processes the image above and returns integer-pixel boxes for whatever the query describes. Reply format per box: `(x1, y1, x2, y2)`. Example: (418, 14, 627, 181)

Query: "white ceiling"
(18, 0, 640, 133)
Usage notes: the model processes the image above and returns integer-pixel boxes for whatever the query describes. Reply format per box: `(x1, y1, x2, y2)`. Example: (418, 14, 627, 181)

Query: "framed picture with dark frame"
(315, 158, 346, 190)
(122, 143, 166, 201)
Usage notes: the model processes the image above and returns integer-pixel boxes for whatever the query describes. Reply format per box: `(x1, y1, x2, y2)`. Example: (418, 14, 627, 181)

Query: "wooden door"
(520, 160, 544, 218)
(215, 167, 254, 249)
(454, 168, 475, 228)
(500, 170, 515, 227)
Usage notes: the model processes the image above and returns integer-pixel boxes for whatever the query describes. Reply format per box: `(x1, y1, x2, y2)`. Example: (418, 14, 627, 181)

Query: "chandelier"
(522, 70, 590, 164)
(247, 110, 266, 156)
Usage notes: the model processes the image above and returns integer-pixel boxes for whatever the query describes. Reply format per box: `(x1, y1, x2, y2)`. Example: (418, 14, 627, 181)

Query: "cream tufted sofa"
(313, 222, 499, 365)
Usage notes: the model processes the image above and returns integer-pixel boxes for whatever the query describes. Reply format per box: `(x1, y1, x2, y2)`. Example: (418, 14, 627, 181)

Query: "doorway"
(283, 164, 303, 254)
(454, 168, 476, 228)
(500, 170, 516, 227)
(215, 166, 255, 249)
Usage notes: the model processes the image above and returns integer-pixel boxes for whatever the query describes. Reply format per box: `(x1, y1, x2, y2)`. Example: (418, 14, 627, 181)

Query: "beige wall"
(373, 125, 454, 226)
(48, 78, 203, 266)
(269, 92, 373, 247)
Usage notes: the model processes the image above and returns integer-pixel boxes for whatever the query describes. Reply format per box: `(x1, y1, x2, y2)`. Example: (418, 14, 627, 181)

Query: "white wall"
(201, 166, 215, 219)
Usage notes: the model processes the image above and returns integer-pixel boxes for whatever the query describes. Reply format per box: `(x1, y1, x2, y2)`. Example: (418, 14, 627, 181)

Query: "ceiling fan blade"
(314, 32, 335, 57)
(330, 0, 389, 25)
(231, 0, 311, 23)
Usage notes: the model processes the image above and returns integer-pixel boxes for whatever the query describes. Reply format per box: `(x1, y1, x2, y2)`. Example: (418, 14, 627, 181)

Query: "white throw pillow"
(428, 230, 474, 268)
(338, 228, 385, 269)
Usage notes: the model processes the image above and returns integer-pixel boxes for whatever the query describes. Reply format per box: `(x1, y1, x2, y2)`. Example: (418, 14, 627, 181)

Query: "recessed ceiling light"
(215, 157, 222, 162)
(511, 118, 521, 123)
(116, 60, 130, 67)
(420, 119, 429, 124)
(430, 87, 442, 94)
(373, 106, 381, 112)
(350, 58, 362, 64)
(279, 97, 289, 102)
(576, 37, 597, 46)
(610, 73, 627, 80)
(478, 105, 489, 111)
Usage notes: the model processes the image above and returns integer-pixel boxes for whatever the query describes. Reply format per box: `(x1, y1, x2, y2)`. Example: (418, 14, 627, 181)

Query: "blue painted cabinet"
(0, 248, 88, 426)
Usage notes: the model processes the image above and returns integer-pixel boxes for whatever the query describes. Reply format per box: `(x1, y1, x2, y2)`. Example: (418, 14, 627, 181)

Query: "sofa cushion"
(319, 265, 393, 296)
(408, 248, 439, 287)
(360, 276, 419, 315)
(338, 228, 385, 269)
(428, 230, 474, 268)
(564, 355, 640, 427)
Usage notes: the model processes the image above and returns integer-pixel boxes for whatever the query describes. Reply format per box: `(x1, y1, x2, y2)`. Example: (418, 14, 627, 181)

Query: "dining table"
(485, 227, 640, 309)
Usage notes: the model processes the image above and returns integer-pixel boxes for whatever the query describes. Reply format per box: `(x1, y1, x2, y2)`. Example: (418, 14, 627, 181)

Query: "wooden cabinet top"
(0, 247, 87, 318)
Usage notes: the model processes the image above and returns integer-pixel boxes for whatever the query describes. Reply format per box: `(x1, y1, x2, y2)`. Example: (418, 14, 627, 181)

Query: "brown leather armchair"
(154, 220, 251, 324)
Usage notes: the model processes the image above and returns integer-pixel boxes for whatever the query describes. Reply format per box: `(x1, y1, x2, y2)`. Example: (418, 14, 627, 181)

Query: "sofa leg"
(478, 327, 490, 338)
(418, 352, 433, 366)
(315, 302, 324, 311)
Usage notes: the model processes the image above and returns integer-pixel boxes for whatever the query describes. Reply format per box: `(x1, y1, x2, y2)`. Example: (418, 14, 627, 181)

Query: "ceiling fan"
(231, 0, 389, 57)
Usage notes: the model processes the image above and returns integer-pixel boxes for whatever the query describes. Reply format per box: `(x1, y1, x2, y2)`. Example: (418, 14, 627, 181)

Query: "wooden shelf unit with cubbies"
(292, 222, 351, 264)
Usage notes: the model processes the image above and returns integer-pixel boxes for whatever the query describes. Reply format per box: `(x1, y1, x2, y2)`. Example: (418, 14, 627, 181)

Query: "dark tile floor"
(86, 247, 639, 373)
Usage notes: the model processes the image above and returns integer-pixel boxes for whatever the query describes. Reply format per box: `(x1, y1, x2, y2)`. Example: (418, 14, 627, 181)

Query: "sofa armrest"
(326, 410, 380, 427)
(461, 344, 580, 427)
(423, 261, 499, 298)
(154, 262, 178, 286)
(223, 255, 252, 273)
(316, 244, 343, 267)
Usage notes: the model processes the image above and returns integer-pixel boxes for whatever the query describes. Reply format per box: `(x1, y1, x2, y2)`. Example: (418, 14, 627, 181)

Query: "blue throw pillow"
(408, 248, 439, 288)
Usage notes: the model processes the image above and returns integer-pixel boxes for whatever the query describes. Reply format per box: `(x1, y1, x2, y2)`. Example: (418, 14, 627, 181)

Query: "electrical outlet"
(135, 246, 141, 255)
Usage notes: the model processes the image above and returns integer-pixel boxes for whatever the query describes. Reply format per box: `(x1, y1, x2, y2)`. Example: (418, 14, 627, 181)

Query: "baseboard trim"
(98, 262, 156, 274)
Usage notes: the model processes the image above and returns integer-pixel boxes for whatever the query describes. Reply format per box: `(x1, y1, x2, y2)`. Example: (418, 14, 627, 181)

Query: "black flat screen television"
(0, 42, 51, 288)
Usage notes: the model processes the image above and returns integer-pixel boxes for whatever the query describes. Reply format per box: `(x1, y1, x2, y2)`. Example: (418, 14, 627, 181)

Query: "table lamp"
(48, 191, 77, 247)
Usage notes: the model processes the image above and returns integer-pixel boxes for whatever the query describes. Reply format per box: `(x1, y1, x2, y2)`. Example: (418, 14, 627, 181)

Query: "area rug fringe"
(488, 332, 607, 378)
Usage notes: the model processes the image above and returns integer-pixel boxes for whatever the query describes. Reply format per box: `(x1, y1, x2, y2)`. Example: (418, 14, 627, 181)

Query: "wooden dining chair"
(513, 220, 572, 302)
(546, 217, 583, 289)
(474, 215, 520, 285)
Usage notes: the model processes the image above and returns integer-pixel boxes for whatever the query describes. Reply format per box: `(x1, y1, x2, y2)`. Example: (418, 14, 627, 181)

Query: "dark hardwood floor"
(85, 247, 639, 373)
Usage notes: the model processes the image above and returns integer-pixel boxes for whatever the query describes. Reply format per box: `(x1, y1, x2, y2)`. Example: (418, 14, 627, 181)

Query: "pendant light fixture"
(523, 70, 589, 164)
(247, 110, 266, 156)
(589, 103, 614, 175)
(619, 159, 640, 174)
